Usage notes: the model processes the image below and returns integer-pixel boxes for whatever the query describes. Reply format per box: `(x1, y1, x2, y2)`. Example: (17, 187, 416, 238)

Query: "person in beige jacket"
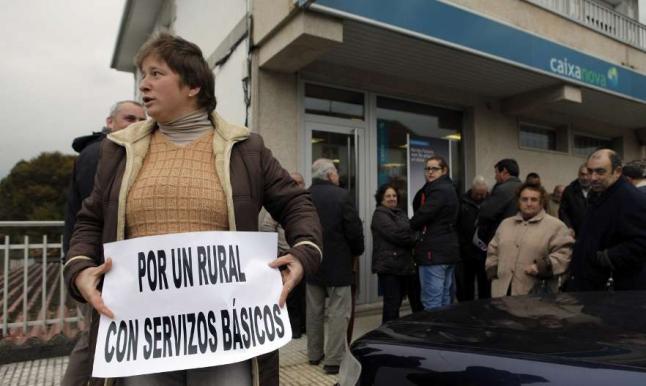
(485, 182, 574, 297)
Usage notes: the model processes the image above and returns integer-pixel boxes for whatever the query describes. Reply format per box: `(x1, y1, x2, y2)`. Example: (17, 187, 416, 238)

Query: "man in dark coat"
(623, 160, 646, 193)
(456, 176, 489, 301)
(558, 164, 593, 237)
(475, 159, 522, 248)
(567, 149, 646, 291)
(62, 100, 145, 254)
(60, 100, 144, 386)
(306, 158, 364, 375)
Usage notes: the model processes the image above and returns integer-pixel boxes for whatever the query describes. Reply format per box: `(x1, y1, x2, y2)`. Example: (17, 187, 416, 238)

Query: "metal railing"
(0, 221, 82, 341)
(526, 0, 646, 51)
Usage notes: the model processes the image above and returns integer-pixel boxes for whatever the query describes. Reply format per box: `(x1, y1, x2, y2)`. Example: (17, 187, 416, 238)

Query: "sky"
(0, 0, 134, 179)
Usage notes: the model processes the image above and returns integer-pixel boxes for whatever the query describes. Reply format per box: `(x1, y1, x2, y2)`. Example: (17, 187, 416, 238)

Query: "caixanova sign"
(549, 57, 619, 89)
(308, 0, 646, 103)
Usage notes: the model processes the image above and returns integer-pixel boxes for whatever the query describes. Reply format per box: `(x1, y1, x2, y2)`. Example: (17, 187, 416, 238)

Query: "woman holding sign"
(64, 33, 322, 386)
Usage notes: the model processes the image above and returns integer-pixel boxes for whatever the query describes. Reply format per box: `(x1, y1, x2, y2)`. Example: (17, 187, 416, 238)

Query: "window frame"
(572, 131, 616, 158)
(517, 120, 569, 154)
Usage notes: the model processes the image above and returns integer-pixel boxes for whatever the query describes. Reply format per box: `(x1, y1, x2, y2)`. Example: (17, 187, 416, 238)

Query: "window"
(376, 96, 463, 211)
(573, 134, 614, 157)
(519, 122, 568, 152)
(304, 84, 364, 120)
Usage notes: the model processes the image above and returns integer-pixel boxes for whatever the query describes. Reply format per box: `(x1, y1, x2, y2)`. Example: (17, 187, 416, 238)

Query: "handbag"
(528, 278, 553, 297)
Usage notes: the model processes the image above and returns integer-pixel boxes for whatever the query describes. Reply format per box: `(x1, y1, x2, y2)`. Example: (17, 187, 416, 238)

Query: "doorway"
(305, 122, 370, 303)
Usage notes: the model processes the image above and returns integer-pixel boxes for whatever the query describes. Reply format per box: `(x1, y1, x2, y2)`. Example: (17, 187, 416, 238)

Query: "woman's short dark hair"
(425, 155, 449, 174)
(375, 183, 400, 206)
(135, 33, 216, 114)
(516, 182, 547, 207)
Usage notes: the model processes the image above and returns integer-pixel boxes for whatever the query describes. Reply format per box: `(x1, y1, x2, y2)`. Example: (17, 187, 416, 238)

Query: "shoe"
(323, 365, 340, 375)
(308, 355, 324, 365)
(292, 330, 302, 339)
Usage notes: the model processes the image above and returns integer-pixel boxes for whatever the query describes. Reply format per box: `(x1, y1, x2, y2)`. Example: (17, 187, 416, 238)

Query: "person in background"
(63, 100, 146, 254)
(371, 184, 417, 323)
(566, 149, 646, 292)
(410, 156, 460, 310)
(456, 176, 490, 302)
(486, 183, 573, 297)
(622, 160, 646, 193)
(64, 33, 322, 386)
(259, 172, 307, 339)
(559, 164, 593, 237)
(525, 172, 541, 186)
(306, 158, 364, 375)
(475, 159, 522, 249)
(61, 100, 145, 386)
(547, 184, 564, 217)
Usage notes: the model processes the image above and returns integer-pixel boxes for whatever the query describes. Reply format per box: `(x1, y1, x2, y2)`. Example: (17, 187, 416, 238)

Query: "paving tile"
(0, 311, 382, 385)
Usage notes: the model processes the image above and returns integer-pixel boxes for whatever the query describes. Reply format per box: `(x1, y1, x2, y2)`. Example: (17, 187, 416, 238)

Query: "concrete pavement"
(0, 306, 384, 386)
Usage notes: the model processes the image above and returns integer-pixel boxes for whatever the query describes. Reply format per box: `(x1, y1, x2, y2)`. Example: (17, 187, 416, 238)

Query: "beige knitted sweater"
(126, 129, 228, 238)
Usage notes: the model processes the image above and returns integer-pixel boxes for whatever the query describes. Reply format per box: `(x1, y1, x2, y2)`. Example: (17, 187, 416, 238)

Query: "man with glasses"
(567, 149, 646, 291)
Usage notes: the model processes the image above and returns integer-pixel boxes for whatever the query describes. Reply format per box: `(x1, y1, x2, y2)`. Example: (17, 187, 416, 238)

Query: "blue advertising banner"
(310, 0, 646, 103)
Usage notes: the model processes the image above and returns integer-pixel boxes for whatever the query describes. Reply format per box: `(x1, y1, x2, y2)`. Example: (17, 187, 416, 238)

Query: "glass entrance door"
(305, 122, 369, 303)
(311, 130, 358, 202)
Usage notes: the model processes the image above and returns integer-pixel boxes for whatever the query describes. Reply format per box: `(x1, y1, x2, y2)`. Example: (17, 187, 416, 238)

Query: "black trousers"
(380, 274, 405, 323)
(379, 273, 423, 323)
(287, 279, 306, 334)
(456, 255, 490, 301)
(407, 269, 423, 313)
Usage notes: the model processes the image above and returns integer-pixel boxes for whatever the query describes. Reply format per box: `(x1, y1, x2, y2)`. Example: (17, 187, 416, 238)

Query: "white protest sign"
(92, 231, 291, 378)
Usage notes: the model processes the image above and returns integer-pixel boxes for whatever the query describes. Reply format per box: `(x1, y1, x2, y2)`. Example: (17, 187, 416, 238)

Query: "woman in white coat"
(485, 182, 574, 297)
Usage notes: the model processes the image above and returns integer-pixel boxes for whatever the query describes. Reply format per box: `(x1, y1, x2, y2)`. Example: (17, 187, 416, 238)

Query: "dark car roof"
(355, 292, 646, 370)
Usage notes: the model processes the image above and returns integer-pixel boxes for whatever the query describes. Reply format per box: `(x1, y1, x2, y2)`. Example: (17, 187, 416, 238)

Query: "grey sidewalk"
(0, 308, 383, 386)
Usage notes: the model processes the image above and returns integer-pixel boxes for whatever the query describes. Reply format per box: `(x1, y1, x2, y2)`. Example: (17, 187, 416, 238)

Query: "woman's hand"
(74, 258, 114, 319)
(524, 264, 539, 276)
(269, 254, 303, 307)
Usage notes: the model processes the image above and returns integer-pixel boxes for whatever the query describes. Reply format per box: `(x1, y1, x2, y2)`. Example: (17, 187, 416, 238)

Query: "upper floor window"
(518, 121, 568, 152)
(573, 133, 615, 156)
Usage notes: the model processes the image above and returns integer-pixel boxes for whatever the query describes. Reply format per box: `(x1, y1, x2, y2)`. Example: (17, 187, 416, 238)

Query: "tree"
(0, 152, 75, 220)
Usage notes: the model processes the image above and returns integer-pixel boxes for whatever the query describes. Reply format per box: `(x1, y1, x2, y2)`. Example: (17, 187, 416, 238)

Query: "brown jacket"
(63, 112, 322, 386)
(485, 210, 573, 297)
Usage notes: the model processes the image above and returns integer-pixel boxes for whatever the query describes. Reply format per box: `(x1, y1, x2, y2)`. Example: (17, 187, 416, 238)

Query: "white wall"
(214, 42, 249, 126)
(639, 0, 646, 23)
(172, 0, 250, 125)
(611, 0, 638, 19)
(173, 0, 246, 56)
(472, 105, 641, 191)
